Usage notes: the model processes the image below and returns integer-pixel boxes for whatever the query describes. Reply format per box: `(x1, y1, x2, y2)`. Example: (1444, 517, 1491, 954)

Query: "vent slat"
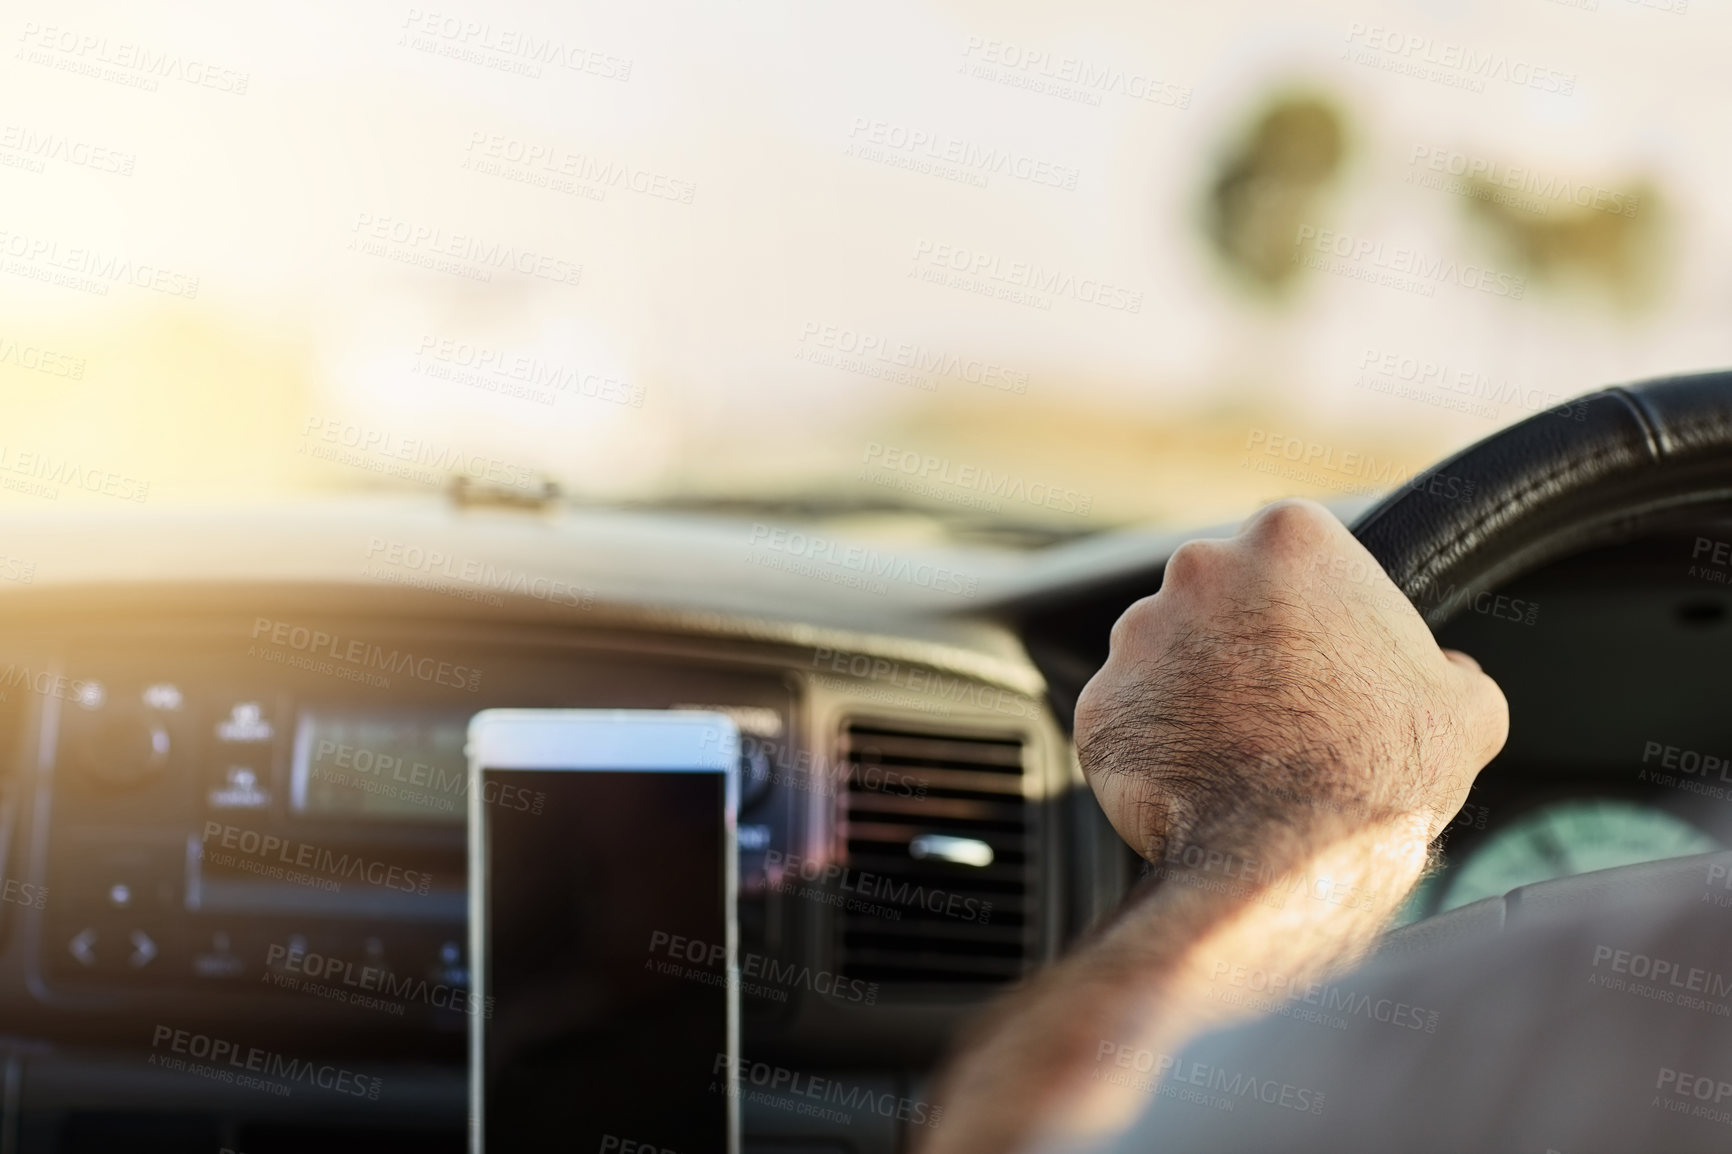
(835, 721, 1034, 991)
(842, 920, 1028, 945)
(843, 793, 1029, 822)
(846, 731, 1024, 771)
(848, 766, 1026, 796)
(837, 948, 1026, 978)
(847, 839, 1028, 861)
(839, 853, 1031, 888)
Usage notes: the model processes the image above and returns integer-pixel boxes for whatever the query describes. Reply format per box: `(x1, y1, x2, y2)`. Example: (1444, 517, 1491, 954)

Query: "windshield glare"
(1, 5, 1710, 544)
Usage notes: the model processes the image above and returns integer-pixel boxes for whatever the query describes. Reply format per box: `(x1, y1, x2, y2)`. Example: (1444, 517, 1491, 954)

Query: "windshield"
(2, 4, 1709, 543)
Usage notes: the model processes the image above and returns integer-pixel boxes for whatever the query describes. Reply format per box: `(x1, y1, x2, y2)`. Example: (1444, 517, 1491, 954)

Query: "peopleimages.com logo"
(248, 617, 482, 692)
(712, 1054, 943, 1128)
(810, 645, 1035, 721)
(647, 931, 879, 1005)
(957, 36, 1193, 109)
(263, 941, 492, 1017)
(910, 239, 1143, 313)
(149, 1025, 381, 1099)
(363, 537, 595, 610)
(398, 9, 633, 81)
(1341, 23, 1576, 96)
(0, 331, 87, 378)
(308, 736, 544, 815)
(766, 849, 993, 923)
(16, 22, 251, 95)
(1653, 1066, 1732, 1128)
(202, 821, 433, 896)
(1094, 1040, 1326, 1115)
(862, 443, 1090, 515)
(1292, 226, 1526, 299)
(746, 525, 978, 598)
(0, 226, 200, 299)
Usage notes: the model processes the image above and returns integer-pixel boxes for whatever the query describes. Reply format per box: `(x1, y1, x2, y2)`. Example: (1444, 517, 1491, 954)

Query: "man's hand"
(1077, 497, 1508, 870)
(919, 500, 1508, 1154)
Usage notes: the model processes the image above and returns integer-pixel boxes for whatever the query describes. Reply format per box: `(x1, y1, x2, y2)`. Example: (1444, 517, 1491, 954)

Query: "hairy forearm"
(929, 500, 1510, 1152)
(919, 814, 1431, 1154)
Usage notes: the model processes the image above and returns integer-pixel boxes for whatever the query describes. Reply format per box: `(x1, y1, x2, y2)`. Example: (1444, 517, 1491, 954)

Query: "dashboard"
(0, 500, 1724, 1152)
(0, 500, 1090, 1153)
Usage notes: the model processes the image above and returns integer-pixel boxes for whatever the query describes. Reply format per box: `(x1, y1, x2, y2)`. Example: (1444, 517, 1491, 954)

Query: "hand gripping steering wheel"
(1352, 370, 1732, 945)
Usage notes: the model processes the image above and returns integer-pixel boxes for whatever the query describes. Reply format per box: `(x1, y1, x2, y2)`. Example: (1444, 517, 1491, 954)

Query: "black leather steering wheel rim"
(1352, 369, 1732, 628)
(1351, 370, 1732, 943)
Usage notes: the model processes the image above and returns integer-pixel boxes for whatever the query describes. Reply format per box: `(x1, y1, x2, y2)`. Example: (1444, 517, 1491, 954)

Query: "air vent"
(834, 721, 1035, 989)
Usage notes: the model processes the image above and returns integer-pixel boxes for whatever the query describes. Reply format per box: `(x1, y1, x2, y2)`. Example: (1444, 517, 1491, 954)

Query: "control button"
(207, 765, 270, 810)
(141, 683, 183, 711)
(108, 883, 132, 908)
(909, 833, 995, 868)
(128, 930, 157, 969)
(193, 930, 243, 978)
(265, 932, 310, 975)
(740, 743, 773, 809)
(434, 939, 467, 986)
(68, 928, 98, 968)
(215, 702, 273, 743)
(79, 716, 171, 788)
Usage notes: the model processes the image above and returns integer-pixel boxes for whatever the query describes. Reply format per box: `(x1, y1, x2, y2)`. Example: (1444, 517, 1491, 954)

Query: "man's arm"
(919, 499, 1509, 1154)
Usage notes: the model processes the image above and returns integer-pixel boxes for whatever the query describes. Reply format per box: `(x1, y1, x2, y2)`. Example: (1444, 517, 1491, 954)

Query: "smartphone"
(467, 709, 739, 1154)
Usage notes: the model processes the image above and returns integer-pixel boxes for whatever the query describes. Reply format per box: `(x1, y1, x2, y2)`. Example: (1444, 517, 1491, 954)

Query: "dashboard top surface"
(0, 497, 1086, 698)
(0, 495, 1226, 621)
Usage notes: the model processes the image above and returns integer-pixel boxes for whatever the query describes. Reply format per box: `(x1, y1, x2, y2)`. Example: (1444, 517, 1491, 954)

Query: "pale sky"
(1, 0, 1726, 526)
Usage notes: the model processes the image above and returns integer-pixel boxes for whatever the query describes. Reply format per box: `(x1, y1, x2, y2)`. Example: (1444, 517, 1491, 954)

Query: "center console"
(6, 619, 799, 1059)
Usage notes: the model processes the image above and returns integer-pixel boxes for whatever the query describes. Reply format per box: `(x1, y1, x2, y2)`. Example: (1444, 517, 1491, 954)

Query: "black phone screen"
(482, 768, 729, 1151)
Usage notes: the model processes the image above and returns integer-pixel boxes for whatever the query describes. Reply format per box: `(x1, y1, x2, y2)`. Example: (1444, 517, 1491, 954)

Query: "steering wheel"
(1351, 370, 1732, 947)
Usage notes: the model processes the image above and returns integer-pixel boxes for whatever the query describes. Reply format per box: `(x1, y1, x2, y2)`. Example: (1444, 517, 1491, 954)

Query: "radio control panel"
(13, 628, 799, 1046)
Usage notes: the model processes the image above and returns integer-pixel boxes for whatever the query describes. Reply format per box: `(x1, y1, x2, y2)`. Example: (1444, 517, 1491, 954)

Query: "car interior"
(2, 391, 1730, 1151)
(6, 2, 1728, 1149)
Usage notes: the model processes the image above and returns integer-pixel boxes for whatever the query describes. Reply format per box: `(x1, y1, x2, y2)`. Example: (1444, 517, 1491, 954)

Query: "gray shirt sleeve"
(1095, 854, 1732, 1153)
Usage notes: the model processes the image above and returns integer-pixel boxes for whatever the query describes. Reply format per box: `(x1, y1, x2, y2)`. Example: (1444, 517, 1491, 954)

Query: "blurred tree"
(1204, 93, 1347, 293)
(1464, 176, 1664, 310)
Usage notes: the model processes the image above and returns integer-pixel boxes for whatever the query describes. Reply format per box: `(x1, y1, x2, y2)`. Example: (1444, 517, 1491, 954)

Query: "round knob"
(77, 715, 171, 788)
